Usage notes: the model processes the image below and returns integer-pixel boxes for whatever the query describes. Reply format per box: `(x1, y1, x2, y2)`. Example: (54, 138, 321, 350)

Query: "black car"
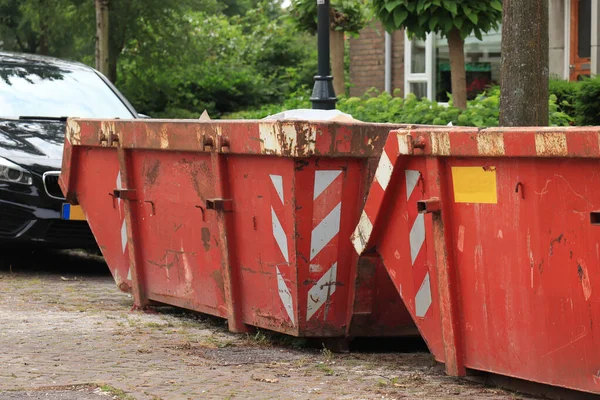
(0, 51, 142, 249)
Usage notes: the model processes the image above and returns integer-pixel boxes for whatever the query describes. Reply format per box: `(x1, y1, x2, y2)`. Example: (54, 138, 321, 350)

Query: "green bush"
(116, 6, 318, 119)
(549, 78, 580, 120)
(225, 85, 573, 127)
(575, 75, 600, 125)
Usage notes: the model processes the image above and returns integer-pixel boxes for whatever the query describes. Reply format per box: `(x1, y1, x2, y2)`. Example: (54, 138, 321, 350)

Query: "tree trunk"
(95, 0, 110, 79)
(330, 29, 345, 97)
(108, 51, 118, 84)
(38, 2, 49, 56)
(500, 0, 549, 126)
(38, 28, 49, 55)
(447, 28, 467, 110)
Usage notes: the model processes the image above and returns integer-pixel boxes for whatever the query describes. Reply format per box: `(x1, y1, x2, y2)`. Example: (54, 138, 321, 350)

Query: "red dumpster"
(352, 126, 600, 394)
(59, 118, 417, 338)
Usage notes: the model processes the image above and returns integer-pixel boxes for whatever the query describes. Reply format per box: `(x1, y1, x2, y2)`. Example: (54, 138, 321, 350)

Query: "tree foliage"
(289, 0, 370, 35)
(372, 0, 502, 40)
(0, 0, 87, 56)
(0, 0, 318, 118)
(371, 0, 502, 109)
(115, 1, 317, 117)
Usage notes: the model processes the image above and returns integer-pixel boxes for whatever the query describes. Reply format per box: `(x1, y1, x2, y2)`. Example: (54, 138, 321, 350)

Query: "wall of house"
(350, 4, 579, 97)
(348, 22, 404, 97)
(592, 0, 600, 75)
(549, 0, 567, 78)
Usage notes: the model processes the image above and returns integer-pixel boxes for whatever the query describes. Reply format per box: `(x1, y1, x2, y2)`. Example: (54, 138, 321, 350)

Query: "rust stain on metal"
(549, 234, 564, 256)
(117, 281, 131, 292)
(430, 131, 451, 155)
(143, 159, 161, 186)
(477, 132, 505, 156)
(350, 125, 386, 157)
(201, 227, 211, 251)
(211, 268, 225, 294)
(180, 159, 212, 200)
(577, 259, 592, 301)
(160, 125, 170, 149)
(257, 121, 318, 157)
(535, 132, 568, 156)
(295, 159, 309, 171)
(293, 121, 317, 156)
(100, 120, 117, 147)
(143, 124, 158, 148)
(66, 119, 81, 145)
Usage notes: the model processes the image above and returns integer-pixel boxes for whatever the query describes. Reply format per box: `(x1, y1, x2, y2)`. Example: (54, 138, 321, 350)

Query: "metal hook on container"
(515, 182, 525, 200)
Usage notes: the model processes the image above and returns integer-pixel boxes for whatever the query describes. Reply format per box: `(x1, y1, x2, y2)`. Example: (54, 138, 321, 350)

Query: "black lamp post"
(310, 0, 337, 110)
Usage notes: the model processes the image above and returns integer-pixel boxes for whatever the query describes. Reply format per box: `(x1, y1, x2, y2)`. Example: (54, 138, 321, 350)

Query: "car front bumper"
(0, 176, 98, 249)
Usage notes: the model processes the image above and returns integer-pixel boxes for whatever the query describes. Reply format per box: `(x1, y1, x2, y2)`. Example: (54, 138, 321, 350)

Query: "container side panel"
(449, 157, 600, 393)
(227, 156, 299, 334)
(128, 150, 227, 317)
(73, 148, 133, 291)
(375, 157, 445, 359)
(293, 158, 367, 336)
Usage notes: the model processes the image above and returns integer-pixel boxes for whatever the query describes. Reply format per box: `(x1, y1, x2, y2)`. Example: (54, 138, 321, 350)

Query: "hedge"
(224, 85, 573, 127)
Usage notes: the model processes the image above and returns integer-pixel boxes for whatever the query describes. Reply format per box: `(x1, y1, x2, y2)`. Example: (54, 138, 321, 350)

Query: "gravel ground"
(0, 248, 538, 400)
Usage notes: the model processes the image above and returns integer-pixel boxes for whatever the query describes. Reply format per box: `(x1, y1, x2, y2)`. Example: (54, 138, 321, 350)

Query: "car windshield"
(0, 61, 135, 119)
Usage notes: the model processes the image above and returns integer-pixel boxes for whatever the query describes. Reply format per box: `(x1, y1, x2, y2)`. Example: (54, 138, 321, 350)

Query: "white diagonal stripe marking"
(375, 151, 393, 190)
(121, 219, 128, 254)
(269, 174, 284, 204)
(415, 272, 432, 318)
(310, 202, 341, 260)
(405, 170, 420, 200)
(398, 134, 411, 155)
(116, 171, 122, 190)
(271, 207, 289, 263)
(352, 210, 373, 254)
(306, 262, 337, 320)
(313, 170, 342, 200)
(410, 213, 425, 264)
(277, 267, 295, 325)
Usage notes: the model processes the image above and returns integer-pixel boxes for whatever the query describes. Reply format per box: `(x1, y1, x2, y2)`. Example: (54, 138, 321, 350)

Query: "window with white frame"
(404, 26, 502, 103)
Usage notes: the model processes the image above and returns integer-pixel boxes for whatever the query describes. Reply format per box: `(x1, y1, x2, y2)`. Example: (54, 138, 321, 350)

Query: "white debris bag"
(263, 108, 362, 123)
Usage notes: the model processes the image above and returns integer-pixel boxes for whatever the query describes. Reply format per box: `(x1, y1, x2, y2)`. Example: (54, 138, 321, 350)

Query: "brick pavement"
(0, 250, 533, 400)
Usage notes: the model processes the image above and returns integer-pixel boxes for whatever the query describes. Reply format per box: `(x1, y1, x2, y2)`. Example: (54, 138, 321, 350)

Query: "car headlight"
(0, 157, 33, 185)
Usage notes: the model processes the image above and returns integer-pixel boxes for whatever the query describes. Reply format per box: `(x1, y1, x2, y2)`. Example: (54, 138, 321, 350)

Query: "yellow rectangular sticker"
(451, 166, 497, 204)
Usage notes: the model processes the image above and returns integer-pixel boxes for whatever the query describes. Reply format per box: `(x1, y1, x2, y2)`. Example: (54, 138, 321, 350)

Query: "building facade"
(349, 0, 600, 100)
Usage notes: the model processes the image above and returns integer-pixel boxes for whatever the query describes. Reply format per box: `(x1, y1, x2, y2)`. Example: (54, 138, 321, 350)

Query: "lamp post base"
(310, 75, 337, 110)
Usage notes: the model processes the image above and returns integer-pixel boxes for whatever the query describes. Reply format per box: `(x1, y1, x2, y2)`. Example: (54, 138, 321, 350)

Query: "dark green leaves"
(394, 8, 409, 27)
(372, 0, 502, 39)
(289, 0, 369, 34)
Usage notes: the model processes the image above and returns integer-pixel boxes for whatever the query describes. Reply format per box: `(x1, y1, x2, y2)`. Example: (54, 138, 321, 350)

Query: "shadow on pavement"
(0, 247, 109, 277)
(0, 246, 431, 356)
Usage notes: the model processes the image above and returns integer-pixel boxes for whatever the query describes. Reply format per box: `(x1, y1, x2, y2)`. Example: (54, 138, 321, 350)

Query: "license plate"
(61, 203, 86, 221)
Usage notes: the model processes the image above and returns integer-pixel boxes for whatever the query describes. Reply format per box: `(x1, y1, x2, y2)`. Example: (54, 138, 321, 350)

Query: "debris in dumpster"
(263, 108, 360, 123)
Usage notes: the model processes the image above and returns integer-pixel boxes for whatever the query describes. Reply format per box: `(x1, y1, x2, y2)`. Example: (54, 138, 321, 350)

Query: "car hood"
(0, 119, 66, 174)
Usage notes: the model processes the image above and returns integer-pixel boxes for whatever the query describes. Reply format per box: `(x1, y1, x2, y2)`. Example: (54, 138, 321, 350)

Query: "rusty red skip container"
(60, 117, 600, 395)
(58, 118, 418, 339)
(352, 126, 600, 395)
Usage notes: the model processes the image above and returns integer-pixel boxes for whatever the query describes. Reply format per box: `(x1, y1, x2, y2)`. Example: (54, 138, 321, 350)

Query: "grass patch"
(98, 384, 136, 400)
(315, 362, 334, 376)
